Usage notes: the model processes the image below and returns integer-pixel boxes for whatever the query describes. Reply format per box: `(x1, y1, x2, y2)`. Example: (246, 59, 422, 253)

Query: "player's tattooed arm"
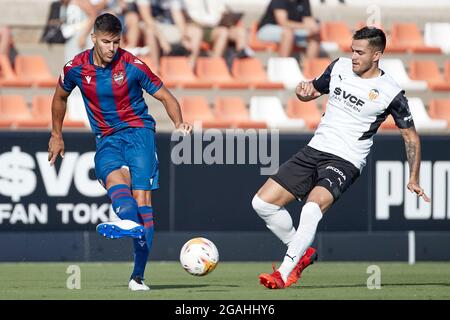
(405, 140, 417, 174)
(399, 127, 431, 202)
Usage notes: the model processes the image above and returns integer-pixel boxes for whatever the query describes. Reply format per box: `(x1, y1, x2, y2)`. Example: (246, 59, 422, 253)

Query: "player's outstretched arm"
(153, 86, 193, 135)
(295, 81, 322, 102)
(399, 126, 431, 202)
(48, 84, 70, 166)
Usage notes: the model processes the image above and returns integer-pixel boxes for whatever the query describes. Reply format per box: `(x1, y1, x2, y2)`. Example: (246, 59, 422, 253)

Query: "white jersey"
(308, 57, 414, 171)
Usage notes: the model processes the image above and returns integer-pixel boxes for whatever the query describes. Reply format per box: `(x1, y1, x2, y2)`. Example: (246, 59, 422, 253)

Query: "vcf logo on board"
(375, 161, 449, 220)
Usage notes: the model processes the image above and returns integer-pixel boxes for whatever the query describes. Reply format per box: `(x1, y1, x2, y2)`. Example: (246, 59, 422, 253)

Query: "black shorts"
(271, 145, 360, 201)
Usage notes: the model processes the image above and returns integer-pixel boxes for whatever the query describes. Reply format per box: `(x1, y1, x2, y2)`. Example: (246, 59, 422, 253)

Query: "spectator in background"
(62, 0, 108, 62)
(124, 0, 173, 69)
(183, 0, 253, 59)
(124, 0, 202, 70)
(41, 0, 70, 45)
(118, 0, 143, 51)
(166, 0, 203, 69)
(257, 0, 320, 59)
(0, 26, 18, 66)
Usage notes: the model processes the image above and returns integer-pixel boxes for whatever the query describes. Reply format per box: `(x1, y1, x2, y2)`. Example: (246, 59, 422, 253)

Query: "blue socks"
(107, 184, 139, 223)
(107, 185, 155, 280)
(131, 206, 155, 279)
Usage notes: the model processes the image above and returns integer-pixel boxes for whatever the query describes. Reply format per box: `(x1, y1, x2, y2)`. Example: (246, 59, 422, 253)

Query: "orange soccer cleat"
(259, 269, 285, 289)
(285, 246, 318, 287)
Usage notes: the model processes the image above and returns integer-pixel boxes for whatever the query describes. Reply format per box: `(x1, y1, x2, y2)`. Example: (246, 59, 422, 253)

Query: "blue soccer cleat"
(96, 220, 145, 239)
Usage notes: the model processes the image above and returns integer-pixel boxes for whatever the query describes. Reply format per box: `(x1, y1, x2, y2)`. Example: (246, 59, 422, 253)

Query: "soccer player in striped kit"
(48, 13, 192, 291)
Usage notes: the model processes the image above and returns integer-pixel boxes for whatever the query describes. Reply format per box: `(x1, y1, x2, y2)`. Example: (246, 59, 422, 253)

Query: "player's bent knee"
(252, 194, 280, 218)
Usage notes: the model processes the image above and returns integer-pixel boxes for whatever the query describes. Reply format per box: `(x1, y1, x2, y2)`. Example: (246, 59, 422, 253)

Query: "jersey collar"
(89, 48, 120, 69)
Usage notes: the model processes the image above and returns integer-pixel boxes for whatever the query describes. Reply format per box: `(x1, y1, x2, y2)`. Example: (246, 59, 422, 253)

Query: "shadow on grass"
(294, 282, 450, 290)
(106, 284, 240, 290)
(151, 284, 240, 290)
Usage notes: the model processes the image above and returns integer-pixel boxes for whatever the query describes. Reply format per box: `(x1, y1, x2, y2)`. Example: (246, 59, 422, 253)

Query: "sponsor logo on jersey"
(113, 71, 124, 85)
(368, 89, 379, 101)
(333, 87, 365, 107)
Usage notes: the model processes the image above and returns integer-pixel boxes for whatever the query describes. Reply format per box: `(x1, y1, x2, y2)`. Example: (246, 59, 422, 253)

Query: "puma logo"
(285, 254, 296, 262)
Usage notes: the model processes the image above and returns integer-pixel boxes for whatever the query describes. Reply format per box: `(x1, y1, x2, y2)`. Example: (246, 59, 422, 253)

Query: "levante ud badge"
(113, 71, 124, 85)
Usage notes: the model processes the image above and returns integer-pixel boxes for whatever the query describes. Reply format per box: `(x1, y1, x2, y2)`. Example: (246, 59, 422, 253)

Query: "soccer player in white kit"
(253, 27, 431, 289)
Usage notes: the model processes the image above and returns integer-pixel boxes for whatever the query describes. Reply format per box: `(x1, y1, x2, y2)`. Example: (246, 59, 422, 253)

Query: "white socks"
(252, 195, 296, 245)
(278, 202, 322, 282)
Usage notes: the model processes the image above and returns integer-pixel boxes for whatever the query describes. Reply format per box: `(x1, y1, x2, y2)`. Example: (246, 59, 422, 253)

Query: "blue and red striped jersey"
(59, 48, 163, 137)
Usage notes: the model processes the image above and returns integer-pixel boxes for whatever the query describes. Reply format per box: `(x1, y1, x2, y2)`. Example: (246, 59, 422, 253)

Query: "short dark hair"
(353, 26, 386, 52)
(94, 13, 122, 35)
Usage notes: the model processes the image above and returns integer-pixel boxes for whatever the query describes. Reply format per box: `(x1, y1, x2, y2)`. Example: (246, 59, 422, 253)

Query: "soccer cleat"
(128, 276, 150, 291)
(285, 246, 318, 287)
(259, 270, 285, 289)
(96, 220, 145, 239)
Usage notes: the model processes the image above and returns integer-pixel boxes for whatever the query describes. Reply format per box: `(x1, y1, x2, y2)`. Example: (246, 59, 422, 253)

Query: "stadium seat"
(159, 57, 208, 88)
(379, 59, 427, 91)
(302, 58, 331, 80)
(136, 56, 159, 75)
(180, 96, 232, 129)
(0, 95, 46, 128)
(408, 97, 447, 131)
(390, 23, 441, 53)
(429, 99, 450, 126)
(408, 60, 450, 91)
(28, 95, 86, 128)
(195, 57, 246, 89)
(249, 96, 305, 129)
(14, 55, 59, 87)
(0, 54, 33, 87)
(267, 57, 305, 89)
(424, 22, 450, 54)
(355, 22, 406, 53)
(320, 21, 353, 52)
(286, 98, 321, 130)
(214, 96, 267, 129)
(231, 58, 283, 89)
(445, 60, 450, 82)
(248, 22, 278, 52)
(0, 95, 13, 127)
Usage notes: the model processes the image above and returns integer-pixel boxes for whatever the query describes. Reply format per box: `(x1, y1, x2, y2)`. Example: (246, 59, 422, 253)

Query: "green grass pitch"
(0, 261, 449, 300)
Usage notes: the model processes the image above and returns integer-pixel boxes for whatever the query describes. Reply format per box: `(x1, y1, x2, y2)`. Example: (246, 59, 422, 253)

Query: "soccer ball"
(179, 237, 219, 276)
